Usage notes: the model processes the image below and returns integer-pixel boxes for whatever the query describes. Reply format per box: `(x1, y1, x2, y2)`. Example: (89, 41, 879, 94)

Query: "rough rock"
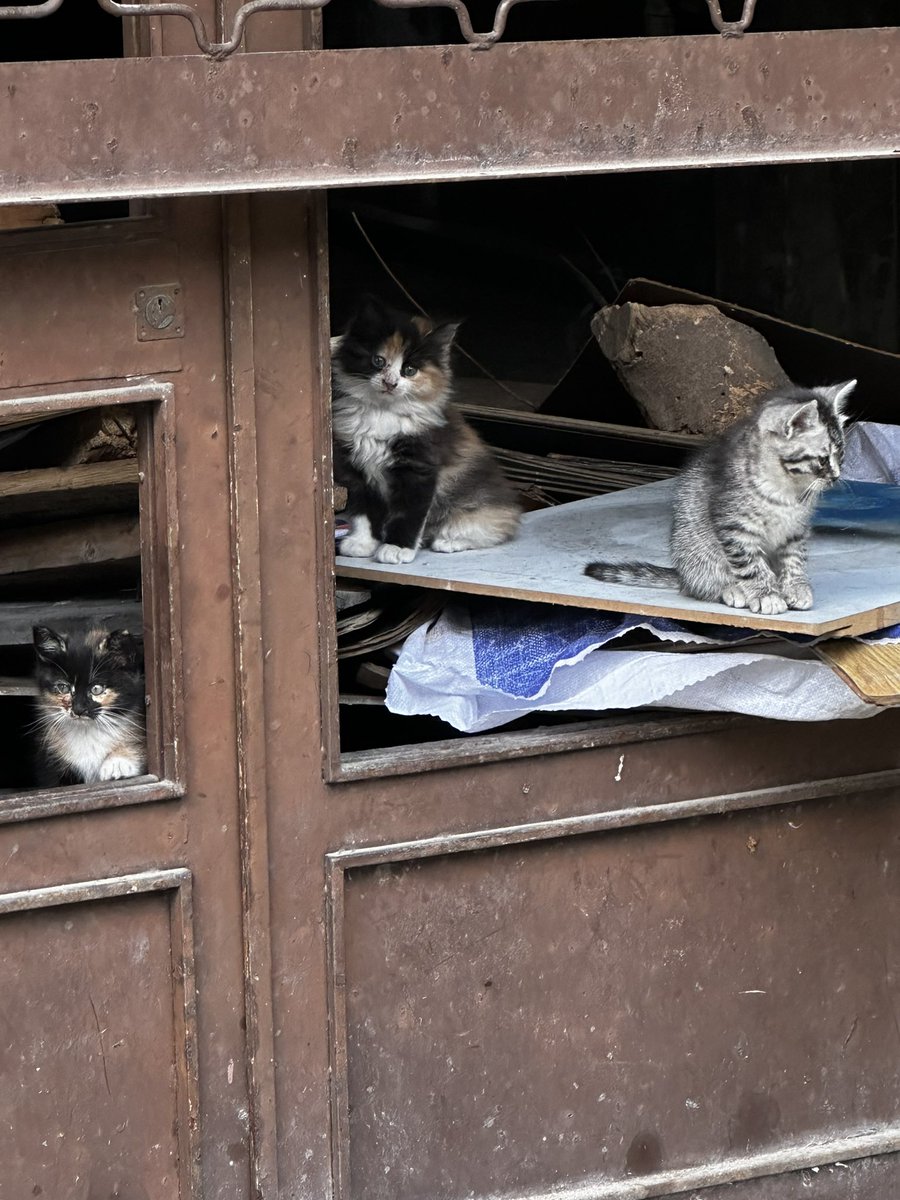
(593, 302, 790, 436)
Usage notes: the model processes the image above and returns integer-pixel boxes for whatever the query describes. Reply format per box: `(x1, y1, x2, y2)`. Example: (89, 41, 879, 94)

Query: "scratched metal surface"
(3, 7, 900, 1200)
(339, 791, 900, 1200)
(1, 27, 899, 202)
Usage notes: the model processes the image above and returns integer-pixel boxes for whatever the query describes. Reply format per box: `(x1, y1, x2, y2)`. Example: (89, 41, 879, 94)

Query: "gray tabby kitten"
(584, 381, 856, 615)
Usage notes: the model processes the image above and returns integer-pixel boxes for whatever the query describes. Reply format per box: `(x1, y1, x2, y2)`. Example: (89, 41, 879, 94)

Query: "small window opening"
(0, 389, 179, 814)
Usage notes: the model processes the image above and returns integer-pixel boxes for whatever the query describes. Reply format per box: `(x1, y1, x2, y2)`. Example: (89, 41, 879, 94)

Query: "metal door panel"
(333, 793, 900, 1199)
(0, 231, 182, 390)
(0, 872, 197, 1200)
(0, 191, 254, 1195)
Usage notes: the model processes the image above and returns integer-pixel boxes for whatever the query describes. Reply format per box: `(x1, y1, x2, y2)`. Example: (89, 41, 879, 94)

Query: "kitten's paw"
(748, 591, 788, 616)
(784, 582, 814, 610)
(340, 533, 378, 558)
(99, 755, 143, 782)
(375, 543, 417, 565)
(430, 536, 471, 553)
(721, 584, 749, 609)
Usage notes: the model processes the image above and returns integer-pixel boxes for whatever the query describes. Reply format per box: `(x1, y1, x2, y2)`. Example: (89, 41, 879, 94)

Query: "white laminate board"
(335, 479, 900, 636)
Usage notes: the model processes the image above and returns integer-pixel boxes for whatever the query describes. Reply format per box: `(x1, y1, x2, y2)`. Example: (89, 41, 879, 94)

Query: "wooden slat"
(0, 204, 61, 231)
(0, 514, 140, 577)
(0, 676, 37, 697)
(0, 459, 137, 499)
(816, 641, 900, 706)
(0, 599, 143, 646)
(0, 460, 139, 525)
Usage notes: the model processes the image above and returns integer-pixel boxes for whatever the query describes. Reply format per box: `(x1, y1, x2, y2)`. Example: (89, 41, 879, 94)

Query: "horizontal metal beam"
(1, 27, 898, 203)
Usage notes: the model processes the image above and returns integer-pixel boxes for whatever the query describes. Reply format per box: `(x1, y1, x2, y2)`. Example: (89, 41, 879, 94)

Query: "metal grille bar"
(375, 0, 546, 48)
(0, 0, 759, 56)
(96, 0, 328, 57)
(0, 1, 64, 17)
(706, 0, 758, 36)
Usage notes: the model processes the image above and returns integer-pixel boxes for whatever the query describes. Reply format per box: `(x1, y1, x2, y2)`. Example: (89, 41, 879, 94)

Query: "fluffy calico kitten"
(32, 625, 147, 786)
(331, 294, 521, 564)
(584, 381, 856, 616)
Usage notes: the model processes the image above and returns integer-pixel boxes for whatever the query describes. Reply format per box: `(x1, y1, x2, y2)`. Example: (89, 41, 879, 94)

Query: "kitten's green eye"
(402, 364, 418, 378)
(372, 354, 386, 369)
(90, 684, 106, 697)
(53, 681, 70, 694)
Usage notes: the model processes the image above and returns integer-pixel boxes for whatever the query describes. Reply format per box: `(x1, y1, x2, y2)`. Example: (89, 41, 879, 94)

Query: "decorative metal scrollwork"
(0, 0, 545, 50)
(0, 1, 64, 17)
(706, 0, 758, 37)
(375, 0, 544, 48)
(0, 0, 760, 56)
(96, 0, 329, 58)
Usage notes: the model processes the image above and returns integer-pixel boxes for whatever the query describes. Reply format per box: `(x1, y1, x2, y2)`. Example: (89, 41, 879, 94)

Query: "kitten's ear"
(821, 379, 857, 423)
(33, 626, 66, 660)
(102, 629, 142, 668)
(348, 293, 386, 328)
(783, 400, 819, 438)
(427, 320, 463, 356)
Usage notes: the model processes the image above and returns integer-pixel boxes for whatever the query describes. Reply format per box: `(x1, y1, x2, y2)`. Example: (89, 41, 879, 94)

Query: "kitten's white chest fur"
(49, 718, 145, 784)
(331, 368, 446, 489)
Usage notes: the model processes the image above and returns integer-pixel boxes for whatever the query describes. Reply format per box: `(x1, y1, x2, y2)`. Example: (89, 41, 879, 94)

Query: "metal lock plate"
(135, 284, 184, 341)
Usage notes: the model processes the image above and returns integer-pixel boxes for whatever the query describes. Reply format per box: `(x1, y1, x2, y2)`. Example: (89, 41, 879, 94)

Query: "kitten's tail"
(583, 561, 679, 589)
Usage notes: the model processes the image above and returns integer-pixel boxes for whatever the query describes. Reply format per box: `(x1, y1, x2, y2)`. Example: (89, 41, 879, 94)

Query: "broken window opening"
(0, 385, 181, 819)
(326, 157, 900, 777)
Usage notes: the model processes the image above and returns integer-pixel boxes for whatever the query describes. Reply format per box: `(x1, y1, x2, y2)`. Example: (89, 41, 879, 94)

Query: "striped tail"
(583, 561, 679, 589)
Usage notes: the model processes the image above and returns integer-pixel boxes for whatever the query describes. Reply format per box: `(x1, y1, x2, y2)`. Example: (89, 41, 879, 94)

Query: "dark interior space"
(329, 159, 900, 402)
(0, 0, 122, 62)
(323, 0, 900, 48)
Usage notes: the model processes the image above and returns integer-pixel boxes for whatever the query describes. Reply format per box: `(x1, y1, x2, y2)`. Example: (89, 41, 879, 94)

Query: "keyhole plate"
(135, 284, 184, 342)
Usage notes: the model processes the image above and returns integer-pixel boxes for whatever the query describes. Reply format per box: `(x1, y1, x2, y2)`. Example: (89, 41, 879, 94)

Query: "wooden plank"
(457, 403, 702, 449)
(0, 204, 61, 230)
(815, 641, 900, 706)
(0, 514, 139, 577)
(0, 677, 37, 697)
(0, 599, 142, 646)
(0, 460, 139, 525)
(0, 459, 137, 498)
(335, 479, 900, 637)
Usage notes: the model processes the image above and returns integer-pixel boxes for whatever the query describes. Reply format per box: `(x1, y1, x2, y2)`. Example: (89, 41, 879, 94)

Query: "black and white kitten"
(332, 295, 521, 564)
(32, 625, 147, 786)
(584, 381, 855, 616)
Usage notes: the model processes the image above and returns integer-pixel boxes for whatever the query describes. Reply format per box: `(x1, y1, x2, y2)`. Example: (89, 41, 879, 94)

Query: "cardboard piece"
(815, 641, 900, 706)
(335, 479, 900, 638)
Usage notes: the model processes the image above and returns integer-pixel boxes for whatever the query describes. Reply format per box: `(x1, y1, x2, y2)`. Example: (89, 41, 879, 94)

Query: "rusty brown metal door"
(0, 199, 259, 1197)
(3, 6, 900, 1200)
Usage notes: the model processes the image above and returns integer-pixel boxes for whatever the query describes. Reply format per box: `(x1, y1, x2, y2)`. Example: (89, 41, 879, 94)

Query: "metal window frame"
(0, 381, 184, 825)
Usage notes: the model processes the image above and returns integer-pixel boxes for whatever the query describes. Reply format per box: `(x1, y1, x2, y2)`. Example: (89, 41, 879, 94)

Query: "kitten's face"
(760, 380, 855, 490)
(335, 296, 458, 409)
(33, 626, 143, 724)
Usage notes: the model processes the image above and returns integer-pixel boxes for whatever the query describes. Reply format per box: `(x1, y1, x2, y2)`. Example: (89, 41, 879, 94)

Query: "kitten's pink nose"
(382, 378, 398, 393)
